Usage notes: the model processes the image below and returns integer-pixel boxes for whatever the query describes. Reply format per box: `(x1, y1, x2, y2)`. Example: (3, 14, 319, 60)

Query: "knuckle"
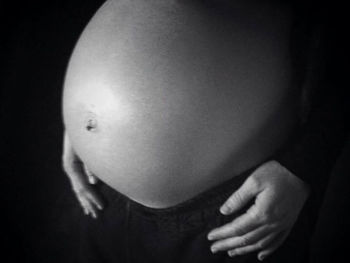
(240, 236, 249, 246)
(246, 176, 260, 191)
(247, 208, 261, 222)
(233, 226, 246, 236)
(254, 209, 270, 223)
(256, 240, 265, 250)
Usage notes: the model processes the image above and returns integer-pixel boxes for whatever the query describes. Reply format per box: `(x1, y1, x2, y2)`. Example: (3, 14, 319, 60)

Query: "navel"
(85, 112, 98, 132)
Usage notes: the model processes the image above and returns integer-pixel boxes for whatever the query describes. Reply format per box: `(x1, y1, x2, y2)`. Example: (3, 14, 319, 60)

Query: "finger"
(78, 199, 89, 215)
(85, 202, 98, 219)
(226, 231, 281, 257)
(257, 230, 290, 261)
(210, 224, 277, 252)
(208, 207, 262, 240)
(75, 184, 104, 210)
(86, 190, 104, 210)
(63, 135, 99, 216)
(79, 195, 98, 219)
(84, 164, 98, 185)
(65, 157, 90, 189)
(220, 176, 260, 215)
(62, 137, 89, 187)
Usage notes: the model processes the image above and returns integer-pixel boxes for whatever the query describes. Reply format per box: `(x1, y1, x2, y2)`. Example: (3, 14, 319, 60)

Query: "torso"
(63, 0, 300, 207)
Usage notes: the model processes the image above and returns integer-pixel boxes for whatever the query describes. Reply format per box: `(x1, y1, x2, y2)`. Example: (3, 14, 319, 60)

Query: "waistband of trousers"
(97, 164, 260, 219)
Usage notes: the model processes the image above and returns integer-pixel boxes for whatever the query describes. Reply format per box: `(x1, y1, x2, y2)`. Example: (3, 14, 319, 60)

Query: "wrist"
(272, 160, 311, 198)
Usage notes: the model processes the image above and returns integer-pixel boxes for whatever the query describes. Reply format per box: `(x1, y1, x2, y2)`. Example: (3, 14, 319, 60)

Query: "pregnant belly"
(63, 0, 298, 207)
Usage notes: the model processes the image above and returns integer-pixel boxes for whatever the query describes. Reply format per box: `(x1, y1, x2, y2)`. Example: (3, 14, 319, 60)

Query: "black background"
(2, 1, 349, 262)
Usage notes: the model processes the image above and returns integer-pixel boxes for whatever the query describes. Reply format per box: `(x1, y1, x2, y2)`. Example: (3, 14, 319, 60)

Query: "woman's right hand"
(62, 131, 104, 218)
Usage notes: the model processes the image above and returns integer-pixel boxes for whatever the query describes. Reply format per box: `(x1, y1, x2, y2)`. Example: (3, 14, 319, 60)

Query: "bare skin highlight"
(62, 0, 311, 261)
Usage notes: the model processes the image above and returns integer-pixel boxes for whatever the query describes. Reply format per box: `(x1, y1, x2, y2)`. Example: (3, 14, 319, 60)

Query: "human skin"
(62, 0, 310, 260)
(63, 0, 299, 207)
(62, 134, 309, 260)
(62, 132, 102, 217)
(207, 160, 309, 260)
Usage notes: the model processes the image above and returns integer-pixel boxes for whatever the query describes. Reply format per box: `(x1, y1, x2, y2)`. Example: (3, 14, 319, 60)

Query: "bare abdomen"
(63, 0, 298, 207)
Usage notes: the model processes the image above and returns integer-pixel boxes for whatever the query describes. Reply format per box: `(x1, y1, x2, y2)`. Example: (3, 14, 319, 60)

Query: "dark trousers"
(78, 167, 311, 263)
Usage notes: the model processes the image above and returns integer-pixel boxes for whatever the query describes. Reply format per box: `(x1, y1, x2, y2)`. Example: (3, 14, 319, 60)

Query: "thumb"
(220, 177, 260, 215)
(63, 132, 88, 186)
(84, 164, 98, 185)
(63, 153, 89, 190)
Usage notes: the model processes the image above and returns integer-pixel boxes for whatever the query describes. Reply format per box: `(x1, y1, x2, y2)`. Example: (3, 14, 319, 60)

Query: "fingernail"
(208, 230, 218, 240)
(211, 247, 218, 254)
(220, 206, 229, 215)
(258, 254, 265, 261)
(228, 250, 236, 257)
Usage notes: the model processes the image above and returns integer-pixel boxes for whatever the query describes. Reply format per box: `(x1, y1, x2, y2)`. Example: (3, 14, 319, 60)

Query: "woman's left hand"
(207, 160, 310, 261)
